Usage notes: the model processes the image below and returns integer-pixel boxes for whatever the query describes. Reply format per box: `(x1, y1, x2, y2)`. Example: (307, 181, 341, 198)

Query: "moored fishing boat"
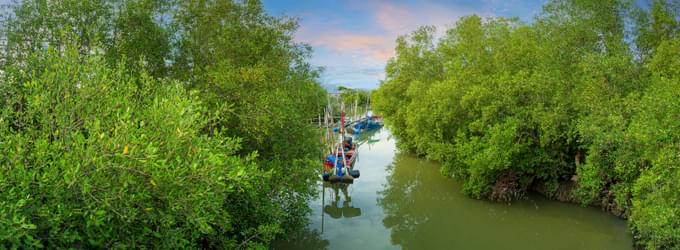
(322, 110, 360, 183)
(352, 115, 383, 132)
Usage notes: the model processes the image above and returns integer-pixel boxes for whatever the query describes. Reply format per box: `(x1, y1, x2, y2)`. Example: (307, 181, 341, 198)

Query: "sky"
(262, 0, 547, 90)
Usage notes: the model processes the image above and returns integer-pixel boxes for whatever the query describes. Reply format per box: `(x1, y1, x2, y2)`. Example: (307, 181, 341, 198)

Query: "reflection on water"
(276, 128, 633, 250)
(323, 183, 362, 219)
(272, 227, 329, 250)
(377, 154, 633, 250)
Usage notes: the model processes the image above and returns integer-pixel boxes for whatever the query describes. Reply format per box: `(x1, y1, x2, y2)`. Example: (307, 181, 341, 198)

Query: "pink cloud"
(369, 48, 394, 62)
(290, 1, 495, 85)
(303, 33, 394, 62)
(374, 1, 489, 36)
(374, 2, 415, 35)
(309, 34, 389, 50)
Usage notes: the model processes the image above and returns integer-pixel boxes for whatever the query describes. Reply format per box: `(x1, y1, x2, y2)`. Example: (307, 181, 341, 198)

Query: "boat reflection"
(322, 182, 361, 219)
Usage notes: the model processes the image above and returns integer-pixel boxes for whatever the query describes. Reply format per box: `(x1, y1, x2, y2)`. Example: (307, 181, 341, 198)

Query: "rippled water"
(275, 128, 633, 250)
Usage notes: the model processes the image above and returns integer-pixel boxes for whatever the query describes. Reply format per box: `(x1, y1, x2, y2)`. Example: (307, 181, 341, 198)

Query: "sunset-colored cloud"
(263, 0, 541, 89)
(303, 32, 394, 62)
(374, 2, 414, 35)
(300, 1, 491, 63)
(375, 1, 494, 35)
(307, 33, 388, 51)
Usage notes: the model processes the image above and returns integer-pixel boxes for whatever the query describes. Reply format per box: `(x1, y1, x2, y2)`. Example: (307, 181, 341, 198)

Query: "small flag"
(341, 111, 345, 128)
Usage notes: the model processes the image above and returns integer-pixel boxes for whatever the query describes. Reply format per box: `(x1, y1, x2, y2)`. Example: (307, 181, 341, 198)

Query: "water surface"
(276, 128, 633, 250)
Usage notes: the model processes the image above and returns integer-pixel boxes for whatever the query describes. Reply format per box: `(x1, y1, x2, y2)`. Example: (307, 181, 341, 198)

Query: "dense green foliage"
(337, 86, 371, 107)
(373, 0, 680, 248)
(0, 0, 325, 248)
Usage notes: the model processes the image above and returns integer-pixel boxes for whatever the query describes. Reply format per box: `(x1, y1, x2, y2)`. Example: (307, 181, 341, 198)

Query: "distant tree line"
(373, 0, 679, 248)
(0, 0, 326, 248)
(337, 86, 371, 107)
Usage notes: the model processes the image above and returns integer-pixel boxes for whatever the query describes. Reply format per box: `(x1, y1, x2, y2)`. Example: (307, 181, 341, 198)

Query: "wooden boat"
(351, 115, 384, 134)
(322, 110, 360, 183)
(322, 138, 359, 183)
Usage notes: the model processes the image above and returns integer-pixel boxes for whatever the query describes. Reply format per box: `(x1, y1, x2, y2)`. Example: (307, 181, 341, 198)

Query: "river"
(275, 128, 633, 250)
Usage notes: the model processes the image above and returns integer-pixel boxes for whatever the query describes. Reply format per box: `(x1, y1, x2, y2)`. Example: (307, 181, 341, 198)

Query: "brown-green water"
(276, 128, 633, 250)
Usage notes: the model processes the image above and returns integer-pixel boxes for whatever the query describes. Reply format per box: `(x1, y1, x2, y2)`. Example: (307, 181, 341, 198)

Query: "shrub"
(0, 48, 275, 248)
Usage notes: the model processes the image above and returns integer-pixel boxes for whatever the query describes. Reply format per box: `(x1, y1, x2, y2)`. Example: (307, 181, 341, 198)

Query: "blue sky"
(262, 0, 547, 90)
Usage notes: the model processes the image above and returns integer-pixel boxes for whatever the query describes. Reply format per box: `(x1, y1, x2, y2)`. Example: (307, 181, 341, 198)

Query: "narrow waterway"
(276, 128, 633, 250)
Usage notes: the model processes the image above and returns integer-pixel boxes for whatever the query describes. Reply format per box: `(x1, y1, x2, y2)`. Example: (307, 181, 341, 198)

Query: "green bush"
(627, 71, 680, 249)
(1, 0, 327, 247)
(0, 48, 277, 248)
